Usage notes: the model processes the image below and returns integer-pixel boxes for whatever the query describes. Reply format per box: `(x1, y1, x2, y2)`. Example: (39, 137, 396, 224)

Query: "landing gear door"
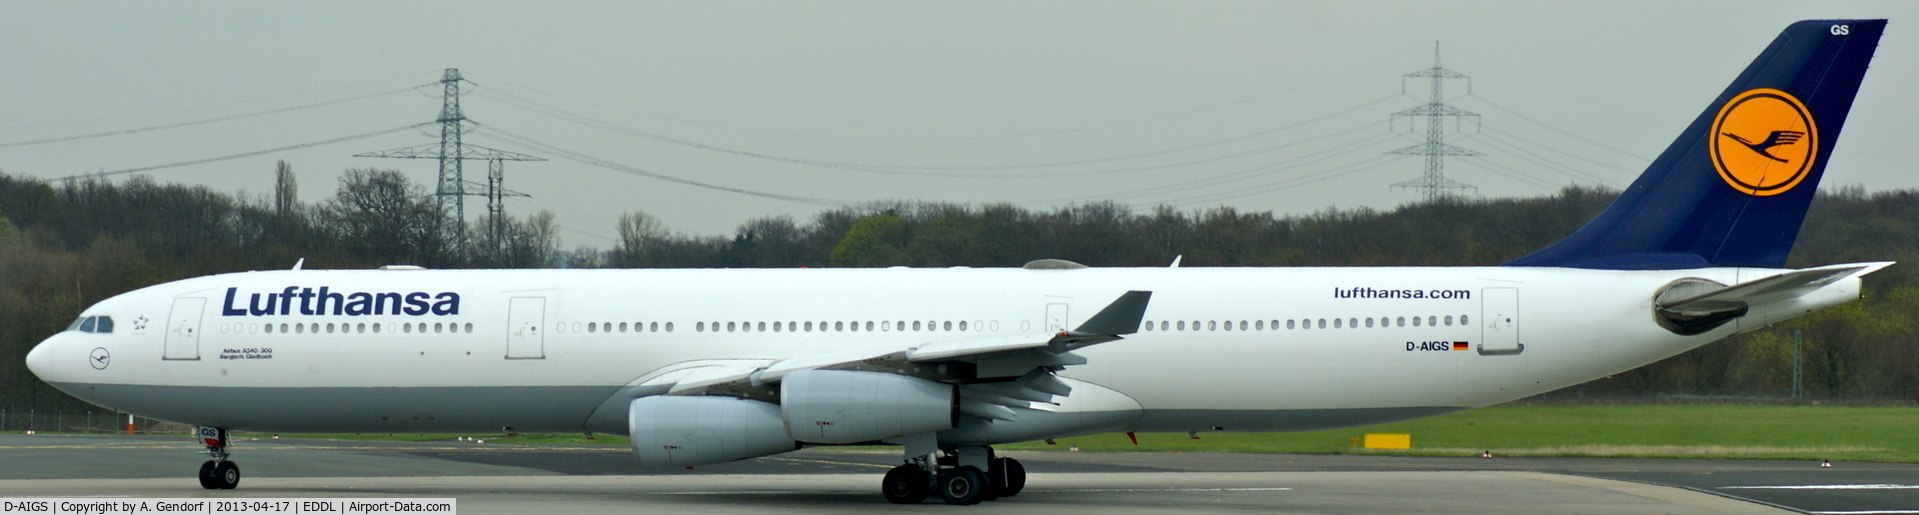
(163, 297, 206, 360)
(1479, 288, 1521, 355)
(1045, 303, 1069, 333)
(507, 297, 546, 360)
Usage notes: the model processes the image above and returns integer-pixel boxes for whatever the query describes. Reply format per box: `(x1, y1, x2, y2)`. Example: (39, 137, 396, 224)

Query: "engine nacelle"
(780, 370, 957, 443)
(628, 396, 798, 467)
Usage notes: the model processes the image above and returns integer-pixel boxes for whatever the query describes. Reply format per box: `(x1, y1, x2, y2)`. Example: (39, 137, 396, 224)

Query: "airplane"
(23, 19, 1888, 505)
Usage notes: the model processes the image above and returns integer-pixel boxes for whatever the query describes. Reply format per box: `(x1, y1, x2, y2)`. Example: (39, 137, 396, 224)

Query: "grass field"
(208, 405, 1919, 462)
(1002, 405, 1919, 462)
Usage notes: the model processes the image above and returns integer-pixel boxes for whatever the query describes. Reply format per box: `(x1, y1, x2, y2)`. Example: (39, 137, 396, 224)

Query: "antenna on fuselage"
(292, 258, 305, 271)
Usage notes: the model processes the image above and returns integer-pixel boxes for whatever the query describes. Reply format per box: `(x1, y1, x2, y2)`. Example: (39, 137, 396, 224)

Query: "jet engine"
(780, 370, 957, 443)
(628, 396, 798, 467)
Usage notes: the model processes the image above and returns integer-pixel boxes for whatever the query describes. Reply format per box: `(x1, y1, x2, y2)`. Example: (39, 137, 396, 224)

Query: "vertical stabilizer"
(1506, 20, 1884, 270)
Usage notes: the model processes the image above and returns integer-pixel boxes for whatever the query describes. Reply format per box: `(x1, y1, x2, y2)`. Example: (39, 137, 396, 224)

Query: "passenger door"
(163, 298, 206, 360)
(507, 297, 546, 359)
(1478, 288, 1521, 355)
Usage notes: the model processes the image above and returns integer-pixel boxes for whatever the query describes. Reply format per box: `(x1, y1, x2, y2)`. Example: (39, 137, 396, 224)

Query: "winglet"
(1073, 291, 1153, 336)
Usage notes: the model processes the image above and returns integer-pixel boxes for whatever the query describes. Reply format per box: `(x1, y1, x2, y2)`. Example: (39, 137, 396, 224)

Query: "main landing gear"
(195, 427, 240, 490)
(882, 445, 1025, 505)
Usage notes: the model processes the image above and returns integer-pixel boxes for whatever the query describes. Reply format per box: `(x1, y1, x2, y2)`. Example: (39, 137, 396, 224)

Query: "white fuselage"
(25, 265, 1858, 440)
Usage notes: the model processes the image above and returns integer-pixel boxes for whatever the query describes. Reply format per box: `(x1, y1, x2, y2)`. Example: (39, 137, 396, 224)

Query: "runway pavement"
(1, 434, 1913, 514)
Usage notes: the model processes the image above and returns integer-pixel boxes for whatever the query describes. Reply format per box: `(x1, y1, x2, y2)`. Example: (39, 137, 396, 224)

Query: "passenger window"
(696, 322, 705, 332)
(281, 323, 290, 333)
(1461, 315, 1469, 325)
(773, 322, 783, 332)
(588, 323, 597, 333)
(1350, 318, 1357, 328)
(1413, 316, 1421, 327)
(913, 321, 922, 331)
(434, 323, 443, 333)
(266, 323, 276, 334)
(1428, 316, 1437, 326)
(835, 321, 844, 331)
(1365, 318, 1374, 328)
(373, 323, 382, 334)
(944, 321, 953, 331)
(1334, 318, 1342, 329)
(295, 323, 306, 334)
(1255, 320, 1263, 330)
(79, 317, 97, 333)
(604, 322, 612, 332)
(850, 321, 860, 332)
(804, 321, 813, 332)
(1445, 315, 1453, 326)
(1239, 320, 1248, 331)
(1397, 316, 1406, 327)
(959, 321, 968, 331)
(866, 321, 875, 331)
(1317, 319, 1326, 329)
(1161, 321, 1169, 331)
(727, 322, 736, 332)
(95, 317, 114, 333)
(326, 323, 335, 333)
(619, 322, 628, 332)
(572, 322, 582, 333)
(1287, 319, 1295, 329)
(1177, 320, 1186, 331)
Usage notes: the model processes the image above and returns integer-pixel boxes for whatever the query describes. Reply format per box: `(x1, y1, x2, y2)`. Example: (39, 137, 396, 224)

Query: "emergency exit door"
(507, 297, 546, 359)
(1045, 303, 1069, 333)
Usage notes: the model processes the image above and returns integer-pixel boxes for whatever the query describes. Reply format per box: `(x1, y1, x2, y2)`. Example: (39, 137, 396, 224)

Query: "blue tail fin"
(1504, 20, 1884, 270)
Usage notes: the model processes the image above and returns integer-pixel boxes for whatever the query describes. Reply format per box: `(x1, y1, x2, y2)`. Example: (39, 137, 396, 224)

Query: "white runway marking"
(1720, 484, 1919, 490)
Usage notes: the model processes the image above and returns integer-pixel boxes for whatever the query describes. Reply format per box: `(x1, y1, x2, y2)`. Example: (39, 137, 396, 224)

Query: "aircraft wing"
(653, 291, 1152, 421)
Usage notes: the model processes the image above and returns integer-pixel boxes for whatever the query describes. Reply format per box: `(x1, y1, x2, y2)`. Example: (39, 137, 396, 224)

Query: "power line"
(1457, 156, 1561, 190)
(0, 71, 436, 133)
(0, 86, 423, 148)
(473, 126, 846, 206)
(476, 85, 1408, 176)
(1166, 154, 1406, 205)
(50, 123, 434, 181)
(1481, 126, 1643, 174)
(1464, 133, 1615, 185)
(1029, 129, 1398, 204)
(460, 46, 1426, 142)
(1462, 93, 1654, 162)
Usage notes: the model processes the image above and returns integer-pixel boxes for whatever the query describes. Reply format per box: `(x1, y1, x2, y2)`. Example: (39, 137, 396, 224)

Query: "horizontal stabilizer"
(1660, 262, 1891, 314)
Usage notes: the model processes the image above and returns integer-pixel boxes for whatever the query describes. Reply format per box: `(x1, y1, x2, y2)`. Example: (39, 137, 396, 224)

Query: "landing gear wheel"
(937, 466, 988, 505)
(881, 464, 929, 504)
(211, 461, 240, 489)
(993, 457, 1026, 497)
(197, 461, 218, 490)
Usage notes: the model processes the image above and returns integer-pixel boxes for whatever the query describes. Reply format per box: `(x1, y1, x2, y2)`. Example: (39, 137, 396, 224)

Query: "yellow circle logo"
(1709, 88, 1817, 196)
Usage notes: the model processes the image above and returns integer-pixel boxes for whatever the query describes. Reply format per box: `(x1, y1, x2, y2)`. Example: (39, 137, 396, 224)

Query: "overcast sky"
(3, 1, 1915, 246)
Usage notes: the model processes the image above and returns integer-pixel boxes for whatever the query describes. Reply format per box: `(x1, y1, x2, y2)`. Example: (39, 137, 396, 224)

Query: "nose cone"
(25, 335, 59, 382)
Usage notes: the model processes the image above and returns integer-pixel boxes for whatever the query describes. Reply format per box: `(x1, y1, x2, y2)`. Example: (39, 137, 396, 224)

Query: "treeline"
(1, 168, 1915, 415)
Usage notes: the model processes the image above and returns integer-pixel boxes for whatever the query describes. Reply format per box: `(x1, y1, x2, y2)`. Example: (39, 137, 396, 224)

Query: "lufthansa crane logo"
(1710, 88, 1817, 196)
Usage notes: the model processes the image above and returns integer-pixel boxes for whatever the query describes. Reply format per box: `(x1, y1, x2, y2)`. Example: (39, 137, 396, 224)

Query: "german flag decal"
(1452, 342, 1470, 351)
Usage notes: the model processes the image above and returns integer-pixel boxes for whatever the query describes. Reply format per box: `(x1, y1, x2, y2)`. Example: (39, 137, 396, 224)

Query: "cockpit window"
(67, 316, 116, 334)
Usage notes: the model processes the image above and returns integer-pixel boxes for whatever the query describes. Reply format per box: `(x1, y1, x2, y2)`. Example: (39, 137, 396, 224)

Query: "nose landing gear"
(195, 426, 240, 490)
